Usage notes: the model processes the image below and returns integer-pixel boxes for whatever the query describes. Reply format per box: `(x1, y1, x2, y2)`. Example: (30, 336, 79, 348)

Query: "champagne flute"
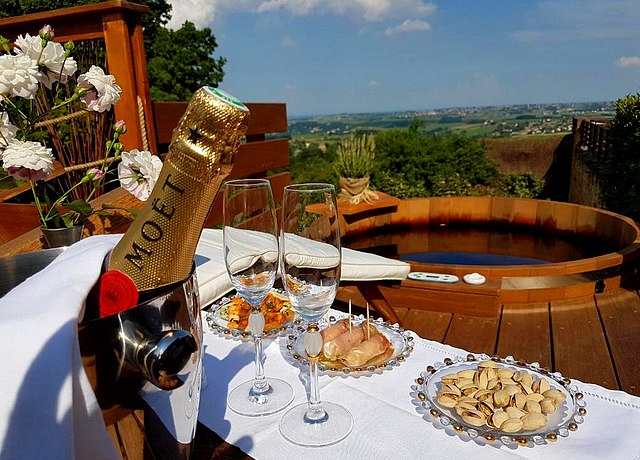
(278, 183, 353, 446)
(224, 179, 294, 416)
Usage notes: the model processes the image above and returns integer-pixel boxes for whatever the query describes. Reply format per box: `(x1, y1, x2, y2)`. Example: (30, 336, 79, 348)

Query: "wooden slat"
(443, 314, 500, 355)
(496, 302, 552, 368)
(228, 139, 290, 179)
(113, 410, 145, 460)
(152, 101, 187, 146)
(130, 21, 157, 154)
(356, 282, 403, 324)
(381, 281, 500, 317)
(103, 12, 143, 151)
(243, 103, 288, 136)
(401, 309, 452, 342)
(0, 162, 67, 203)
(395, 307, 410, 320)
(550, 297, 618, 390)
(269, 172, 291, 204)
(596, 290, 640, 395)
(153, 101, 288, 146)
(0, 1, 148, 42)
(106, 424, 124, 459)
(0, 204, 41, 246)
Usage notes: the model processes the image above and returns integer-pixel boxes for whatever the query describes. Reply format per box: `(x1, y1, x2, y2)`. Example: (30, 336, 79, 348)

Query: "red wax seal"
(98, 269, 139, 318)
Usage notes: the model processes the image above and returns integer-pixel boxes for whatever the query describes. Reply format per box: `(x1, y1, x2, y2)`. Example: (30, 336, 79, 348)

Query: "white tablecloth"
(198, 311, 640, 459)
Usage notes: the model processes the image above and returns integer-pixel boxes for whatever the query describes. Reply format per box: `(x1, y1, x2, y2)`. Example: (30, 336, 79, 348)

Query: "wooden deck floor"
(387, 287, 640, 397)
(108, 286, 640, 459)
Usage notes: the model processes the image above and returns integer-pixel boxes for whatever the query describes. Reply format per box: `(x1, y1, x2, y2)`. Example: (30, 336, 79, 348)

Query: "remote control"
(407, 272, 460, 283)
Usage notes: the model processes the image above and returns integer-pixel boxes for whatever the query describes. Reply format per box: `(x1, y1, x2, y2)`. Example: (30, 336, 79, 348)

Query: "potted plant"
(334, 134, 379, 204)
(0, 25, 161, 247)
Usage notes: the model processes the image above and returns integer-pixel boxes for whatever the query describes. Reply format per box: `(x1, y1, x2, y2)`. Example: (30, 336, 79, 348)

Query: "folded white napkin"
(223, 226, 278, 275)
(281, 232, 341, 269)
(0, 235, 121, 460)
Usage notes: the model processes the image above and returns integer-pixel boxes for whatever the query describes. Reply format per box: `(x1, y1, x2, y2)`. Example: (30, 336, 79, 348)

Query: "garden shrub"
(500, 172, 544, 198)
(371, 127, 498, 197)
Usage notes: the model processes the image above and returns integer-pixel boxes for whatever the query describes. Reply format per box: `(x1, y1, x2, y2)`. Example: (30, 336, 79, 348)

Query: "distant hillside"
(289, 101, 614, 140)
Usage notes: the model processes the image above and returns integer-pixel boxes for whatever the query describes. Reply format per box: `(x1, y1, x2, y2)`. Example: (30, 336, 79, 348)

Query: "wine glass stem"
(252, 334, 269, 393)
(304, 325, 328, 423)
(307, 358, 323, 412)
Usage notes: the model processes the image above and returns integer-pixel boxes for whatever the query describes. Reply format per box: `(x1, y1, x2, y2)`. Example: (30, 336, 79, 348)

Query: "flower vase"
(41, 225, 85, 248)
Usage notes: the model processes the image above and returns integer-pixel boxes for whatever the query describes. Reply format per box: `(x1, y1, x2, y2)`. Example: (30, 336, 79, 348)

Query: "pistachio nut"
(521, 412, 548, 431)
(501, 418, 524, 433)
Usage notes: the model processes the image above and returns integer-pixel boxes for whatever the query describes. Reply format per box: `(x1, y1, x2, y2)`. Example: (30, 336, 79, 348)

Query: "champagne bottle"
(107, 86, 250, 293)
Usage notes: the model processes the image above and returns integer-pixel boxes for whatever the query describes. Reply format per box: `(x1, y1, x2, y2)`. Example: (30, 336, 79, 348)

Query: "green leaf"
(61, 213, 78, 228)
(64, 199, 93, 217)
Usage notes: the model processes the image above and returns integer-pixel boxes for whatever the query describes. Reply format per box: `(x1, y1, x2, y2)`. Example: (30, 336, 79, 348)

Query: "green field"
(289, 101, 614, 142)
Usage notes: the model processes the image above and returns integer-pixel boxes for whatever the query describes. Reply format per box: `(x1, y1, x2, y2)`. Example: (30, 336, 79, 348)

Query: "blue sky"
(167, 0, 640, 117)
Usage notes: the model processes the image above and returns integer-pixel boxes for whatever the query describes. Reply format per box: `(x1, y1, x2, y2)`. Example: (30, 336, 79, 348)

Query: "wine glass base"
(227, 378, 294, 416)
(279, 401, 353, 447)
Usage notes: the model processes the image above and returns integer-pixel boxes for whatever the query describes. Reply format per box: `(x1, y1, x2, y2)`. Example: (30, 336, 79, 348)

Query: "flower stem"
(42, 178, 87, 223)
(29, 181, 47, 227)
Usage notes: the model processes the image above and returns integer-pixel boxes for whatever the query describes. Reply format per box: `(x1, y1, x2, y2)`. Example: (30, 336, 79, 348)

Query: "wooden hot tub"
(340, 197, 640, 314)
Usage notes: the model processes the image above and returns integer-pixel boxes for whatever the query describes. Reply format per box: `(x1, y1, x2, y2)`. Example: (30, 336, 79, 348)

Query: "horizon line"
(288, 100, 615, 120)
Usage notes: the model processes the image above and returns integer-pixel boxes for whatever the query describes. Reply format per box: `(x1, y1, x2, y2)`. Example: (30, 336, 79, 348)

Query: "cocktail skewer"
(348, 299, 352, 332)
(366, 302, 370, 340)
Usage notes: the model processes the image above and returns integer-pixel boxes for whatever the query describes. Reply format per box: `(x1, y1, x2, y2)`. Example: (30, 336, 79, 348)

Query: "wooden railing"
(572, 117, 611, 161)
(0, 1, 156, 154)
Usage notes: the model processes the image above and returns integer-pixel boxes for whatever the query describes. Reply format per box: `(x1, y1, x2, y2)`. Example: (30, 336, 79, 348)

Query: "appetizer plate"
(286, 315, 414, 376)
(204, 290, 294, 340)
(413, 353, 587, 448)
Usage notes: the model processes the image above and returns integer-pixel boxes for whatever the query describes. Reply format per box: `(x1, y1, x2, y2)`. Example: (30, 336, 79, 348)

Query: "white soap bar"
(463, 273, 486, 285)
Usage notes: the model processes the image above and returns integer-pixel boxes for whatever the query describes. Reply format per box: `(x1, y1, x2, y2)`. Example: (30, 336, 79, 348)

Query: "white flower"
(0, 111, 17, 148)
(14, 33, 77, 88)
(2, 139, 54, 182)
(0, 54, 41, 99)
(77, 65, 121, 112)
(118, 149, 162, 201)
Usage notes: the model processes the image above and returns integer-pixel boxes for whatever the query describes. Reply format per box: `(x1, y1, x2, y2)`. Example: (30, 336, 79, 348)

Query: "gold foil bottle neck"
(169, 87, 249, 177)
(108, 87, 250, 292)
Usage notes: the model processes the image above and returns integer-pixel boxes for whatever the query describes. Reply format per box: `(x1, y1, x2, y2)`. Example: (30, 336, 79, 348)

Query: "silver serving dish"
(286, 314, 415, 376)
(413, 353, 587, 447)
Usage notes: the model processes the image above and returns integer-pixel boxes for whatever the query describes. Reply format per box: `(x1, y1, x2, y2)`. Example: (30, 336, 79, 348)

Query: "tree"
(372, 128, 498, 197)
(0, 0, 226, 101)
(289, 141, 338, 186)
(147, 22, 226, 101)
(601, 93, 640, 219)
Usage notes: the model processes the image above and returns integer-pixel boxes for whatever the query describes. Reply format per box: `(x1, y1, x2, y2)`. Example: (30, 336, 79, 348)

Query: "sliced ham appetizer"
(340, 333, 391, 367)
(323, 323, 367, 360)
(320, 318, 350, 343)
